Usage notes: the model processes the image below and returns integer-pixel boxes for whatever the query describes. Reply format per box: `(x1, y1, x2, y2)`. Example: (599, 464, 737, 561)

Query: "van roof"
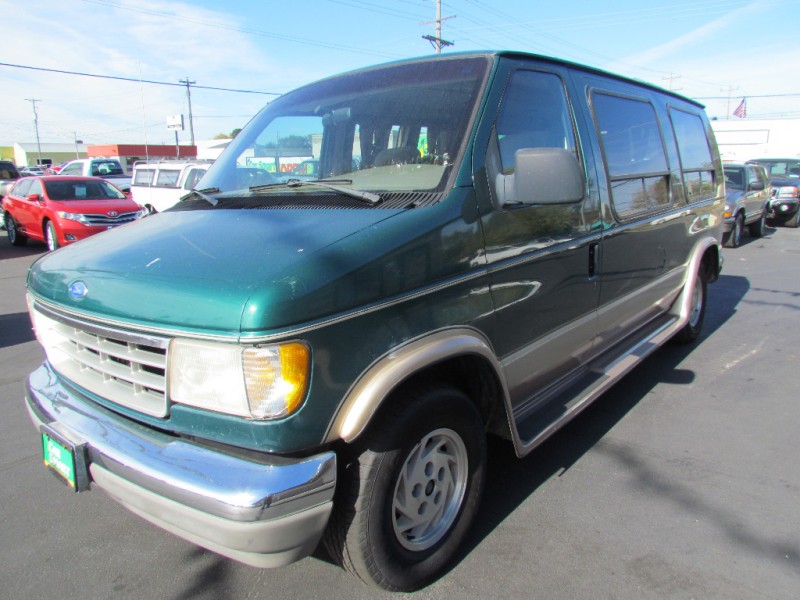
(304, 51, 705, 109)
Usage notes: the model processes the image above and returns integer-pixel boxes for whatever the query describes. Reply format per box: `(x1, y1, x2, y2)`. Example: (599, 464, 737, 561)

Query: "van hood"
(27, 209, 405, 336)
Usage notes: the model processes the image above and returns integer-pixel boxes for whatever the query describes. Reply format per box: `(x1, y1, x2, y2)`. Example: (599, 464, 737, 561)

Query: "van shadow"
(0, 312, 36, 348)
(308, 275, 751, 587)
(462, 273, 751, 566)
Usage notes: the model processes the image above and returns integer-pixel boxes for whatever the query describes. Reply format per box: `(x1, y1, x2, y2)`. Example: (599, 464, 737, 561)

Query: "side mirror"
(510, 148, 585, 205)
(749, 181, 764, 191)
(27, 193, 42, 202)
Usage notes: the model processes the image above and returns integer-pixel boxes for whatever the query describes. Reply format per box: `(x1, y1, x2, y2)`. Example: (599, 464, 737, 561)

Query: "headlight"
(56, 211, 90, 224)
(724, 204, 733, 218)
(168, 338, 310, 420)
(777, 186, 800, 198)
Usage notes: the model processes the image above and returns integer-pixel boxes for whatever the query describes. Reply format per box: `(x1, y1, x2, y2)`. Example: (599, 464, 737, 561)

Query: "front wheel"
(45, 221, 59, 251)
(748, 211, 766, 238)
(724, 213, 744, 248)
(324, 382, 486, 592)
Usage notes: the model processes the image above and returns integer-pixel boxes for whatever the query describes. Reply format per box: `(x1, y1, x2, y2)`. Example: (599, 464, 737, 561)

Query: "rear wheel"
(673, 269, 707, 344)
(6, 214, 27, 246)
(45, 221, 59, 251)
(324, 382, 486, 592)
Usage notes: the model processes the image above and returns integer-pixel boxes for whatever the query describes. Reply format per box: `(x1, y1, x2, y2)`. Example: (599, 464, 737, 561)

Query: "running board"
(512, 313, 683, 457)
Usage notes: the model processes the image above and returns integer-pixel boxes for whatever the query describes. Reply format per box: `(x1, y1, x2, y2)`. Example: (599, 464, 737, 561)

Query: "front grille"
(31, 303, 169, 417)
(84, 211, 140, 226)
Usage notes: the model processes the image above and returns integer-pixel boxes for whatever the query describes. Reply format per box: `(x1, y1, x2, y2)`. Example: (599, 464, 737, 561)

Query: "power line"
(0, 61, 281, 96)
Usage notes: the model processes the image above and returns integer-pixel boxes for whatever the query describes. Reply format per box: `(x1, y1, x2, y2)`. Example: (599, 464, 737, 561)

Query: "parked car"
(23, 52, 724, 591)
(3, 175, 145, 250)
(58, 158, 132, 194)
(130, 159, 212, 213)
(20, 166, 47, 176)
(0, 160, 21, 230)
(721, 162, 770, 247)
(747, 158, 800, 227)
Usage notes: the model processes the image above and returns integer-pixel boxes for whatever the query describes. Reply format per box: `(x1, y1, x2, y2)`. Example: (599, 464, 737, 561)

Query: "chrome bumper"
(25, 362, 336, 568)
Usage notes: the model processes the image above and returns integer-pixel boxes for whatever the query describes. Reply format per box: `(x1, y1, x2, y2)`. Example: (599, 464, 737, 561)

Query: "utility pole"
(662, 73, 682, 91)
(73, 132, 82, 159)
(179, 78, 196, 146)
(25, 98, 43, 166)
(723, 85, 740, 120)
(421, 0, 454, 54)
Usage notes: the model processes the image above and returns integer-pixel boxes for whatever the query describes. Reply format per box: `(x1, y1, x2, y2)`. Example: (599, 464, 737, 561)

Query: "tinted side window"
(592, 92, 670, 220)
(669, 108, 715, 203)
(496, 70, 577, 174)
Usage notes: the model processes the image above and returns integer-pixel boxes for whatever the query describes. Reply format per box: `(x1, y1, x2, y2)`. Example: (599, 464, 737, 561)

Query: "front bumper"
(768, 198, 799, 218)
(25, 362, 336, 568)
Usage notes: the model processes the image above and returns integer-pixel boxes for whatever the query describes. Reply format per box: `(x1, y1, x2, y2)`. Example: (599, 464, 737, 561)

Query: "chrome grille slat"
(32, 305, 169, 417)
(83, 212, 140, 226)
(69, 329, 167, 370)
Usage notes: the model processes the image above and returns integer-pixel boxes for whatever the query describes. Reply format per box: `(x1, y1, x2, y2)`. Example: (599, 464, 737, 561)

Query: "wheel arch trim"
(325, 327, 509, 444)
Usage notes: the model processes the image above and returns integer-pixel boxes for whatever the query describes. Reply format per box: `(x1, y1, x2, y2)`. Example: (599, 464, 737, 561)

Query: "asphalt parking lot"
(1, 226, 798, 599)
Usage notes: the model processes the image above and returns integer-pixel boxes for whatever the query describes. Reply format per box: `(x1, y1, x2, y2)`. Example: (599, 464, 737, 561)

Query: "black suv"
(0, 160, 22, 230)
(747, 158, 800, 227)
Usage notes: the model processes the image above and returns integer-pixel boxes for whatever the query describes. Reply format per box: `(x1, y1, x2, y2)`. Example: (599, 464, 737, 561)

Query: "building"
(6, 142, 200, 173)
(88, 144, 198, 174)
(12, 142, 88, 168)
(711, 118, 800, 161)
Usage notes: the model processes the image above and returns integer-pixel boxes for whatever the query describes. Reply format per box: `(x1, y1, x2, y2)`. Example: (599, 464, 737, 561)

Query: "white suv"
(131, 160, 211, 213)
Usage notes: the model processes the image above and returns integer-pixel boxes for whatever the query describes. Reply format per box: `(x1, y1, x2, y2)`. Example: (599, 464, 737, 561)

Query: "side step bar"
(512, 312, 683, 457)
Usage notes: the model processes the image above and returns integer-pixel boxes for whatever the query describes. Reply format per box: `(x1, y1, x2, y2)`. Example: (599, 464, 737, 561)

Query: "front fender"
(324, 327, 508, 443)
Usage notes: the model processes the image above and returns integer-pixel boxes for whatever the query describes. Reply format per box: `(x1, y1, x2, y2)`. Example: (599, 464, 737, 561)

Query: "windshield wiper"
(181, 187, 220, 206)
(250, 179, 382, 205)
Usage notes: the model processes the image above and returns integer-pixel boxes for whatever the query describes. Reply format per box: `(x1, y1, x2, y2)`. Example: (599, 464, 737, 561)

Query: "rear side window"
(592, 92, 670, 220)
(133, 168, 154, 186)
(61, 163, 82, 176)
(669, 108, 715, 203)
(156, 170, 181, 187)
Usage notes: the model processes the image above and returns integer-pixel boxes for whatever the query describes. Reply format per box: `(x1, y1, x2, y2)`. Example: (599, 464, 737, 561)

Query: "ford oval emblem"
(68, 281, 88, 301)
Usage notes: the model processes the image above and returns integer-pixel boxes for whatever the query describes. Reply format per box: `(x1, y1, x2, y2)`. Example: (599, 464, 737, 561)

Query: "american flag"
(733, 98, 747, 119)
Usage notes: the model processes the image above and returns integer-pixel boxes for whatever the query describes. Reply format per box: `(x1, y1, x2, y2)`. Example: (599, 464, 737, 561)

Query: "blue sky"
(1, 0, 798, 148)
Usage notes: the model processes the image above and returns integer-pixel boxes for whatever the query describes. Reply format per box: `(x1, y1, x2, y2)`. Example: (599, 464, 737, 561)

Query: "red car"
(2, 176, 145, 251)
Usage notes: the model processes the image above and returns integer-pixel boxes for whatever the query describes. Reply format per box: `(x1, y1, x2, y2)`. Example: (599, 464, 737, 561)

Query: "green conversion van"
(24, 52, 724, 592)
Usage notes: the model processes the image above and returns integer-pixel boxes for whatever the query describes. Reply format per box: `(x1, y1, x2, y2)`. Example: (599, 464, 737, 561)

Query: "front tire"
(748, 211, 766, 238)
(45, 221, 59, 251)
(785, 209, 800, 228)
(324, 382, 486, 592)
(724, 213, 744, 248)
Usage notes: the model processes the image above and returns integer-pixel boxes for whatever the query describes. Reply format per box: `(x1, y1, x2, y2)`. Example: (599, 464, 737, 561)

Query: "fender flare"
(325, 327, 508, 444)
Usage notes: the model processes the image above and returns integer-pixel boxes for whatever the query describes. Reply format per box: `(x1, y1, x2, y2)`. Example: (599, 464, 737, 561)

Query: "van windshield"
(201, 56, 490, 204)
